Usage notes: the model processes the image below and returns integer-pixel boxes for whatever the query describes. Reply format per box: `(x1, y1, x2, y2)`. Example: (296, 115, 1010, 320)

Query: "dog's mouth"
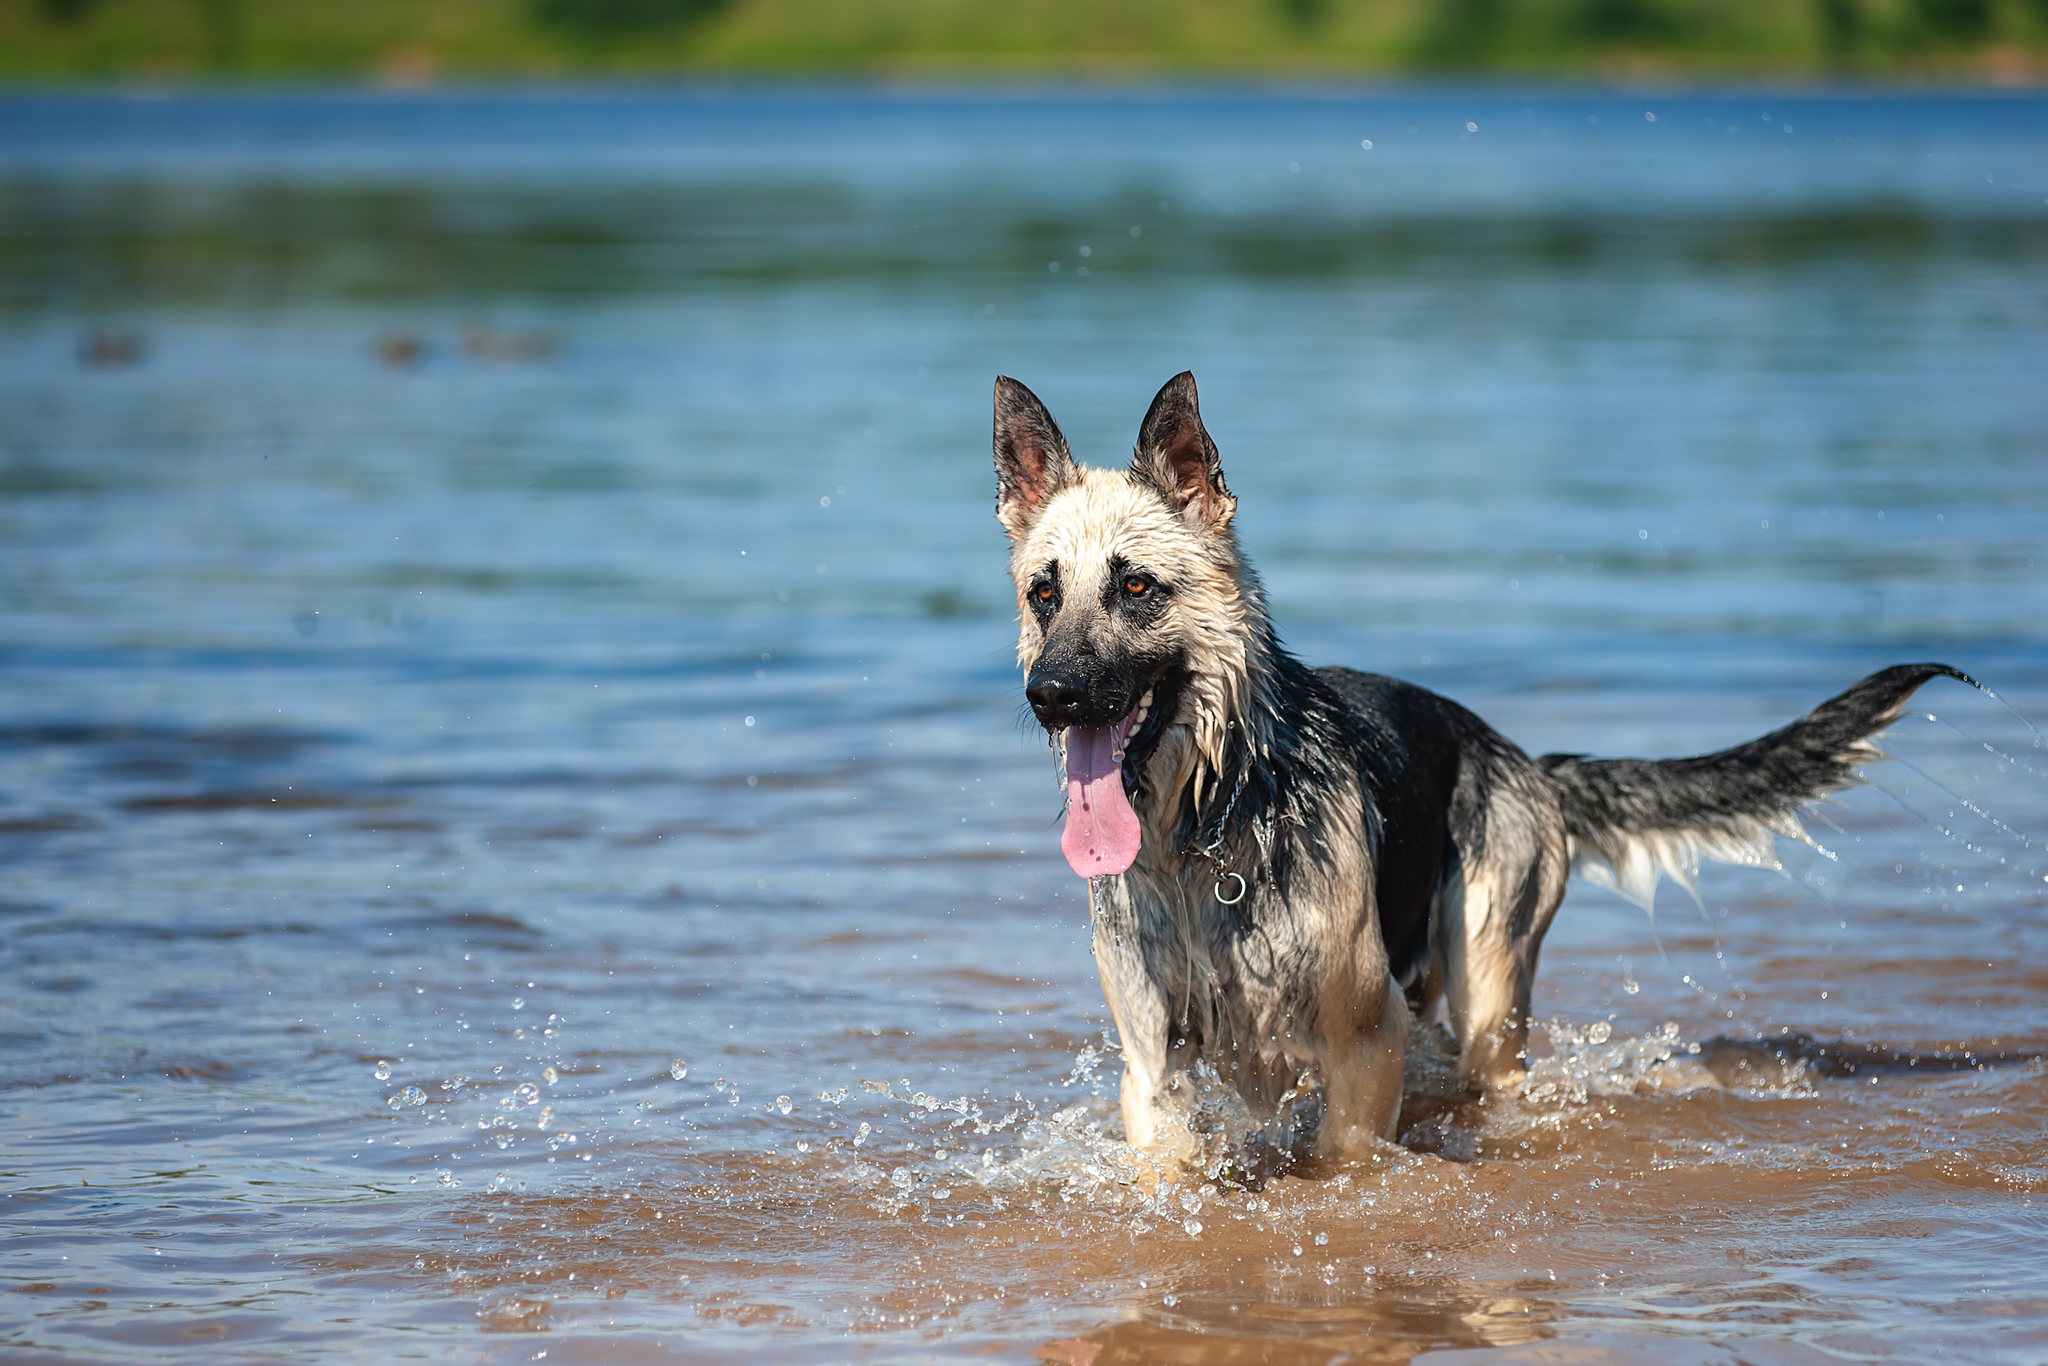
(1061, 688, 1153, 878)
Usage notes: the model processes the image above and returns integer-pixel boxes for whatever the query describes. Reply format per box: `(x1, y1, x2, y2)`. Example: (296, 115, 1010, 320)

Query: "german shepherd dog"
(993, 371, 1972, 1174)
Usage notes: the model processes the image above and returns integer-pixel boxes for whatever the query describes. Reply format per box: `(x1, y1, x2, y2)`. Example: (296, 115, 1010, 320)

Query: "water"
(2, 89, 2046, 1363)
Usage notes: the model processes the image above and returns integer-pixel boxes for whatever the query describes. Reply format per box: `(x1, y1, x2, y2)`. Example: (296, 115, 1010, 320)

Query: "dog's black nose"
(1026, 668, 1088, 726)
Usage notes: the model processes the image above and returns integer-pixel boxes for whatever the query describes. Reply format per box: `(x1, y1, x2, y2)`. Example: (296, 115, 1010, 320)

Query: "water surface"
(2, 89, 2046, 1364)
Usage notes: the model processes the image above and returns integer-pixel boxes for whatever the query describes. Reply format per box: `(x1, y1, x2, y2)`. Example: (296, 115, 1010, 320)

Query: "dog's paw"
(1113, 1145, 1180, 1198)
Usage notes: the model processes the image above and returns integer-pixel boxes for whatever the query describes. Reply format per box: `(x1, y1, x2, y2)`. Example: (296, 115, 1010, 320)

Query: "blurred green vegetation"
(1, 0, 2044, 79)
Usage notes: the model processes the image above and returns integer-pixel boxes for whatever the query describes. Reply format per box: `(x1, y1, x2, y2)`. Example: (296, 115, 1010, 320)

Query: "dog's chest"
(1109, 863, 1306, 1033)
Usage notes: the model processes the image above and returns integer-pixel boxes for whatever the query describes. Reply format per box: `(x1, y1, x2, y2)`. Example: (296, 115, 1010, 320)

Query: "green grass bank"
(2, 0, 2046, 81)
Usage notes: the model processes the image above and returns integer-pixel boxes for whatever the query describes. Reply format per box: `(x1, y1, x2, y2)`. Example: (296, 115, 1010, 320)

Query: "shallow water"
(2, 89, 2046, 1364)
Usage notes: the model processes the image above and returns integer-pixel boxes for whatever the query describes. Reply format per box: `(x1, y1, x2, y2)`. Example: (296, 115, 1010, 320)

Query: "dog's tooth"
(1141, 689, 1154, 710)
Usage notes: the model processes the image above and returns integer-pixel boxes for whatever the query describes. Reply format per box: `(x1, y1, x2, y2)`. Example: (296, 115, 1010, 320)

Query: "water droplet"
(373, 1061, 392, 1081)
(1292, 1244, 1303, 1256)
(670, 1060, 689, 1081)
(1588, 1021, 1612, 1044)
(1315, 1232, 1329, 1246)
(1360, 138, 1373, 149)
(401, 1085, 428, 1107)
(796, 1140, 810, 1152)
(513, 1083, 540, 1107)
(1623, 977, 1640, 995)
(511, 997, 525, 1010)
(854, 1122, 871, 1147)
(1162, 1292, 1178, 1306)
(536, 1106, 553, 1130)
(436, 1170, 459, 1188)
(775, 1095, 793, 1115)
(1183, 1218, 1203, 1237)
(542, 1066, 558, 1085)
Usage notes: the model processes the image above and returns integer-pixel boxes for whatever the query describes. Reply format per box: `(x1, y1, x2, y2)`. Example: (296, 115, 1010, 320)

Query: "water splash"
(1522, 1019, 1722, 1107)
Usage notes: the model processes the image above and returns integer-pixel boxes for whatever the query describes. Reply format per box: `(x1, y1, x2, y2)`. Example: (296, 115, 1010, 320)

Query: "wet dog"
(992, 370, 1972, 1174)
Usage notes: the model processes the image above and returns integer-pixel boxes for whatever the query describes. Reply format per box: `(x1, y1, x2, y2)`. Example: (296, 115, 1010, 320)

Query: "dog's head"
(992, 372, 1264, 877)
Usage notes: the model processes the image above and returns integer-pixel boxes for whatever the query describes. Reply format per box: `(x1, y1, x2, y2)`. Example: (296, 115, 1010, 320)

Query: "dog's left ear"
(1132, 371, 1234, 532)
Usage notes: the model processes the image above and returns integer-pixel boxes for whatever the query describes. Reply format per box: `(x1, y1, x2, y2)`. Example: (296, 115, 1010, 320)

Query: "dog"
(993, 370, 1973, 1174)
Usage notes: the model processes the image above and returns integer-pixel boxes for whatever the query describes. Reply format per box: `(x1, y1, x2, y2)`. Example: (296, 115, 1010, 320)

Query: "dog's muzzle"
(1026, 662, 1108, 730)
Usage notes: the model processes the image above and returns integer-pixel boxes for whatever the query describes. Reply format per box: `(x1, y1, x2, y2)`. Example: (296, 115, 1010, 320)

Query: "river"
(2, 88, 2046, 1363)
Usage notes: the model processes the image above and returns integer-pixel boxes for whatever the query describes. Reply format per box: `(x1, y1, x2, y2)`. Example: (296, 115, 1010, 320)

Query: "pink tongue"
(1062, 717, 1142, 878)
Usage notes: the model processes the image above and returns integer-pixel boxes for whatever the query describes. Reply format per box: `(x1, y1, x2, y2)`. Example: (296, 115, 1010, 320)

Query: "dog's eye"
(1032, 582, 1055, 604)
(1124, 575, 1151, 597)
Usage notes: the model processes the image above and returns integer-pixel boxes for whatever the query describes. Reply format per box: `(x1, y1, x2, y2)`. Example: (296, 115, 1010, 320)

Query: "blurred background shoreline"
(1, 0, 2045, 86)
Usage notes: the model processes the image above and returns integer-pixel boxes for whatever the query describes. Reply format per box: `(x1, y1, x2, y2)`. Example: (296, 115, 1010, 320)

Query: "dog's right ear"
(993, 376, 1078, 540)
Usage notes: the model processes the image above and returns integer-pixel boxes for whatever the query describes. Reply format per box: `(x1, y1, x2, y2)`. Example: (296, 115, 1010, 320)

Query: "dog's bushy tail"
(1539, 663, 1977, 908)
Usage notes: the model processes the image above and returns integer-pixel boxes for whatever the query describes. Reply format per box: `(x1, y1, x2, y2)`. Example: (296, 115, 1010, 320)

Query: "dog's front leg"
(1311, 966, 1410, 1162)
(1094, 939, 1203, 1181)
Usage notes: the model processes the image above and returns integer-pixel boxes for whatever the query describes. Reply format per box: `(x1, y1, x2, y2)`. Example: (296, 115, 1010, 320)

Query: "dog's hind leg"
(1439, 772, 1571, 1087)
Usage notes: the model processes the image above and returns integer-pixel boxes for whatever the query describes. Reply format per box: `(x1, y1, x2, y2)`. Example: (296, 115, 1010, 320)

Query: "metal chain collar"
(1187, 760, 1250, 905)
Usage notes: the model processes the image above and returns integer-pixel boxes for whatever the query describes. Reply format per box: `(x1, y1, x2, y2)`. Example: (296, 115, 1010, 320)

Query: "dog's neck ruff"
(1126, 624, 1361, 913)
